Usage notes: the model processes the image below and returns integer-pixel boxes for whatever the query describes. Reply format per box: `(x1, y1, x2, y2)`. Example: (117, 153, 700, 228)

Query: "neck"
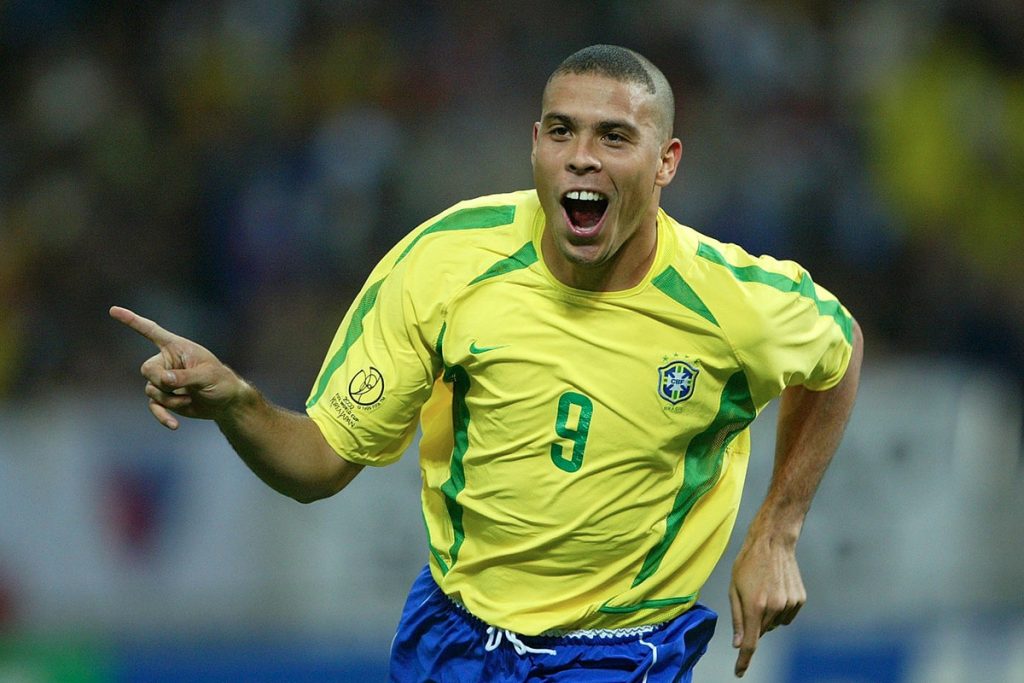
(542, 217, 659, 292)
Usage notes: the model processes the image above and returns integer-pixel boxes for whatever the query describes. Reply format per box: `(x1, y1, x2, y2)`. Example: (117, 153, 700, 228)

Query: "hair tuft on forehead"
(552, 44, 657, 94)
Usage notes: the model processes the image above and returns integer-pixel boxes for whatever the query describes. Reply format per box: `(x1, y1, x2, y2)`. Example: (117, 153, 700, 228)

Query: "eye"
(603, 131, 625, 144)
(549, 125, 571, 139)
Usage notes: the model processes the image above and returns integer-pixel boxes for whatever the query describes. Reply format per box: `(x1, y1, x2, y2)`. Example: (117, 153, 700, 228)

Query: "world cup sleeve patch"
(348, 366, 385, 407)
(658, 360, 699, 405)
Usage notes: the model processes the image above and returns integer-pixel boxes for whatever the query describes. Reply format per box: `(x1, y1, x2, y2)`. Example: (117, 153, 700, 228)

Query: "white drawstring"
(639, 636, 658, 683)
(484, 626, 557, 656)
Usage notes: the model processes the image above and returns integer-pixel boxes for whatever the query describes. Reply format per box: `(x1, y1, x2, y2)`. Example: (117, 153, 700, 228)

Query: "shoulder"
(369, 190, 536, 275)
(419, 190, 539, 238)
(404, 190, 537, 257)
(684, 231, 853, 352)
(669, 221, 810, 300)
(657, 211, 781, 281)
(658, 217, 821, 335)
(369, 190, 541, 311)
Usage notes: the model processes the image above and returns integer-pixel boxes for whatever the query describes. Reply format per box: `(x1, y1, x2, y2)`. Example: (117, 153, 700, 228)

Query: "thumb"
(163, 367, 204, 392)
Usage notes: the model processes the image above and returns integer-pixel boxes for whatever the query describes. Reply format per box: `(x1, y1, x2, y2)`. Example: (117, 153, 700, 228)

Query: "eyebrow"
(542, 112, 641, 138)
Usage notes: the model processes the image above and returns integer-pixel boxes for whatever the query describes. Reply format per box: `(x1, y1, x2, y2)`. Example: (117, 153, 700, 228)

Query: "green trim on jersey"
(422, 507, 450, 575)
(652, 266, 720, 327)
(396, 205, 517, 264)
(306, 278, 384, 408)
(426, 321, 451, 574)
(469, 241, 538, 286)
(307, 206, 516, 409)
(631, 370, 756, 587)
(440, 363, 471, 566)
(434, 321, 447, 355)
(598, 592, 698, 614)
(696, 242, 854, 343)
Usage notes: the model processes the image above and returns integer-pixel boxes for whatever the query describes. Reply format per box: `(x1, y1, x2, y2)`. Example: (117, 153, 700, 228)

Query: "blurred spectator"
(0, 0, 1021, 404)
(864, 3, 1024, 379)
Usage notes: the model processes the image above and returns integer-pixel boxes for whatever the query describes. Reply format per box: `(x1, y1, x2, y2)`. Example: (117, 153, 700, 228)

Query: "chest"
(440, 280, 742, 458)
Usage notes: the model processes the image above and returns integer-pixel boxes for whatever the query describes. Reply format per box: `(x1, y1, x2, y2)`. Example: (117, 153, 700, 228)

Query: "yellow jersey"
(306, 190, 854, 634)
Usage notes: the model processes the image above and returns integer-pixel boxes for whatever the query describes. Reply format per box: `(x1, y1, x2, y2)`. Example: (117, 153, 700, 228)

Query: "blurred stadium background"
(1, 0, 1022, 681)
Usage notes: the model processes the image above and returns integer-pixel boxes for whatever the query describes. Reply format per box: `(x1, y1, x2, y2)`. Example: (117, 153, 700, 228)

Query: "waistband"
(446, 593, 666, 644)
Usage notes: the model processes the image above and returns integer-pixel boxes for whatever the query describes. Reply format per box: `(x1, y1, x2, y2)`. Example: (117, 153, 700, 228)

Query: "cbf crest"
(658, 360, 699, 405)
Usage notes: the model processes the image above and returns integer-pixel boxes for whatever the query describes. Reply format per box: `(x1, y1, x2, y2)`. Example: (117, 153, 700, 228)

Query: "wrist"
(748, 506, 804, 549)
(217, 375, 262, 426)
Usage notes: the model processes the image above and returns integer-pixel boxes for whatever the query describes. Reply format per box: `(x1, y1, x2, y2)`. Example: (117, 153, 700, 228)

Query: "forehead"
(542, 72, 658, 128)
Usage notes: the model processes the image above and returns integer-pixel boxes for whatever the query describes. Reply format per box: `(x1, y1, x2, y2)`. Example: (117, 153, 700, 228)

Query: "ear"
(655, 138, 683, 188)
(531, 122, 540, 166)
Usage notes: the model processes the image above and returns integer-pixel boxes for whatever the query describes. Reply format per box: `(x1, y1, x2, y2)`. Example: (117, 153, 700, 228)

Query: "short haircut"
(546, 45, 675, 139)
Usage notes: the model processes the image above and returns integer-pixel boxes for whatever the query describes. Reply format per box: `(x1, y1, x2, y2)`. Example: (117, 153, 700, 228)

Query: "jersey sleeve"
(730, 253, 855, 408)
(304, 245, 442, 467)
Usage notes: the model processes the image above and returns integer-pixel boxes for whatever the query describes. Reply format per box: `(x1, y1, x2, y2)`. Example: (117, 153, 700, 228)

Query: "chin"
(560, 242, 609, 268)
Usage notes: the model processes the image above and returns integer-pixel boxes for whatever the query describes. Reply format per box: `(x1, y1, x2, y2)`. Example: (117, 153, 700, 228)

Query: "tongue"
(571, 206, 603, 229)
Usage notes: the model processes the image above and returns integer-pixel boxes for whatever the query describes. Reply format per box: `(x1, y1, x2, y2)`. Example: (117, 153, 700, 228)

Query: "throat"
(542, 219, 660, 292)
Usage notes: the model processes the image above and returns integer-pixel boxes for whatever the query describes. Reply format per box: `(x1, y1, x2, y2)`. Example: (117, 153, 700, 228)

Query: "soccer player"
(111, 45, 863, 681)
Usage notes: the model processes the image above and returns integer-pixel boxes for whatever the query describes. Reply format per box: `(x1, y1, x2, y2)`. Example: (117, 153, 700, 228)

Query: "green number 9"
(550, 391, 594, 473)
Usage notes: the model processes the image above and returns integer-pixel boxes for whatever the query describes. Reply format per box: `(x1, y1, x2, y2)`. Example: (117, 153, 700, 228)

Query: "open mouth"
(561, 190, 609, 235)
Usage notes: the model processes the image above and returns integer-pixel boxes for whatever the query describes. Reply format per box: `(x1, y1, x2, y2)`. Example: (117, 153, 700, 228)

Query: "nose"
(566, 137, 601, 174)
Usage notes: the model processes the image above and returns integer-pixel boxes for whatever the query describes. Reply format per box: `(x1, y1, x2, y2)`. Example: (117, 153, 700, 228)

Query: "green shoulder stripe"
(395, 205, 517, 264)
(469, 241, 538, 286)
(632, 370, 756, 587)
(652, 266, 719, 327)
(696, 243, 853, 343)
(306, 205, 516, 409)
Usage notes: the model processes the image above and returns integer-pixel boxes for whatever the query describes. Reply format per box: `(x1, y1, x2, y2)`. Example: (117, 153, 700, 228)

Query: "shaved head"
(545, 45, 675, 140)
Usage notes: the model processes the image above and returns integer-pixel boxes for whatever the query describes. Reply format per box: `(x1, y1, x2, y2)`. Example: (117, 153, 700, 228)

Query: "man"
(112, 45, 862, 681)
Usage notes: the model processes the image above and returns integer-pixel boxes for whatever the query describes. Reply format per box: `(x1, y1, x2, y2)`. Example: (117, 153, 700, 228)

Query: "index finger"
(735, 603, 762, 677)
(109, 306, 177, 347)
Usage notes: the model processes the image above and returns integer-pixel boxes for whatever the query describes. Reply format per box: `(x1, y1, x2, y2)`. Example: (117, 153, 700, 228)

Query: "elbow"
(290, 489, 331, 505)
(287, 479, 345, 504)
(288, 459, 364, 504)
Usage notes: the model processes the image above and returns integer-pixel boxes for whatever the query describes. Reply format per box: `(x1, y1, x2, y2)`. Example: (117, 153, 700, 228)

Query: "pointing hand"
(110, 306, 249, 429)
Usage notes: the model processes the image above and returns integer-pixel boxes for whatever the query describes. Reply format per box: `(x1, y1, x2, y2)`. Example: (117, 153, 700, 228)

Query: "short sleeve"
(732, 258, 855, 408)
(305, 255, 440, 467)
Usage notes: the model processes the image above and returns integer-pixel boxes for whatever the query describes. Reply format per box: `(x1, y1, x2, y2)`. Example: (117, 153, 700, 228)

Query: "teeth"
(565, 190, 605, 201)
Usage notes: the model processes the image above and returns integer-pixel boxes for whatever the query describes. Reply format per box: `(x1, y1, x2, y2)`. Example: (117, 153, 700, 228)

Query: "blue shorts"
(389, 565, 717, 682)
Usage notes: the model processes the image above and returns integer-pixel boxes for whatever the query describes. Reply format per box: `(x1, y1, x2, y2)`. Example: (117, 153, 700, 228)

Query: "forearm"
(751, 320, 864, 542)
(216, 382, 362, 503)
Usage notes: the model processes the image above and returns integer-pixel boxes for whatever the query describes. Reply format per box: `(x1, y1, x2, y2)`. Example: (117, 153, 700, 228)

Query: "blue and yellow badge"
(658, 360, 699, 405)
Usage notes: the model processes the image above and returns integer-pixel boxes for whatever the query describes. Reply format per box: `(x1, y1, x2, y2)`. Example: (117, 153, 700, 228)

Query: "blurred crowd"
(1, 0, 1022, 409)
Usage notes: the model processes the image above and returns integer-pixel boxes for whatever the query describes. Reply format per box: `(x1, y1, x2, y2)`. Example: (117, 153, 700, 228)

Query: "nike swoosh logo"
(470, 341, 509, 354)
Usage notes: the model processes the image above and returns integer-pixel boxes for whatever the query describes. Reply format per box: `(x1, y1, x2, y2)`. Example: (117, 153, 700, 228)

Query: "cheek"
(533, 154, 559, 187)
(618, 164, 660, 201)
(536, 146, 558, 169)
